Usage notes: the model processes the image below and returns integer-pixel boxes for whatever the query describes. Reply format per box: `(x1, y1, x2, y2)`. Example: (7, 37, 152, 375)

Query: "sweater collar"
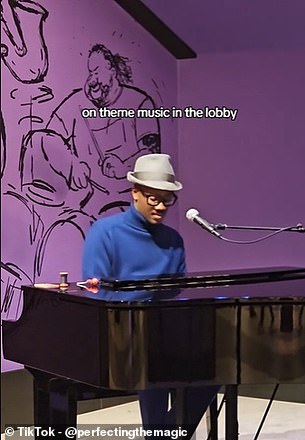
(126, 204, 160, 232)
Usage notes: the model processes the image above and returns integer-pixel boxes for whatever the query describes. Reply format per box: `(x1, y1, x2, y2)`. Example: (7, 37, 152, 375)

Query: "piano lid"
(98, 266, 305, 291)
(31, 266, 305, 306)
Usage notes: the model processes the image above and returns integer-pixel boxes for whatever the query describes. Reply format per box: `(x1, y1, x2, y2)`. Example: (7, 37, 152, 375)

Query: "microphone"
(186, 208, 221, 238)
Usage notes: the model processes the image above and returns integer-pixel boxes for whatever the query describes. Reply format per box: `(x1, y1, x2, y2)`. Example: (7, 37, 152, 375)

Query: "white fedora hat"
(127, 153, 182, 191)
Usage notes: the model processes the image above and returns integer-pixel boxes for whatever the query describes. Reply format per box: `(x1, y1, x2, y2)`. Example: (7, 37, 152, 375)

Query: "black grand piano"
(2, 266, 305, 439)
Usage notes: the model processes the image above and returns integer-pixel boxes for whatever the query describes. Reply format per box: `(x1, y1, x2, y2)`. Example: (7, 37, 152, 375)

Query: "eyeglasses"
(141, 191, 177, 207)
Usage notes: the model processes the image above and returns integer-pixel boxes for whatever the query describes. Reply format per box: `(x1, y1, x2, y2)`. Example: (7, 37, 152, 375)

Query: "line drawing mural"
(1, 0, 49, 83)
(1, 0, 50, 324)
(20, 44, 161, 215)
(19, 43, 161, 277)
(2, 35, 162, 323)
(0, 111, 6, 179)
(1, 0, 49, 178)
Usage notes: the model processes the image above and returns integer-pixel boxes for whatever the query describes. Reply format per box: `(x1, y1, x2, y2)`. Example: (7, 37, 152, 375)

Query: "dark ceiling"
(141, 0, 305, 55)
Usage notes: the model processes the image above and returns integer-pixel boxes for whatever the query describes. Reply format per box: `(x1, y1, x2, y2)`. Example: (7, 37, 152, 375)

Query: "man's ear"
(131, 187, 139, 202)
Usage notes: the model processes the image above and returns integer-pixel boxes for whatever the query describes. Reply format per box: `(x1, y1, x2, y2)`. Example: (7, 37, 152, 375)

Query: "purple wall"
(1, 0, 178, 372)
(178, 49, 305, 271)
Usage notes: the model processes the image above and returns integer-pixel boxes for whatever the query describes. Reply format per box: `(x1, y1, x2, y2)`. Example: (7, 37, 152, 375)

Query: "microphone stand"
(213, 223, 305, 233)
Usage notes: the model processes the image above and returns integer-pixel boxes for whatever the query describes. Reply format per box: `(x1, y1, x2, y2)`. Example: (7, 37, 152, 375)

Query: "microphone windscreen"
(186, 208, 199, 221)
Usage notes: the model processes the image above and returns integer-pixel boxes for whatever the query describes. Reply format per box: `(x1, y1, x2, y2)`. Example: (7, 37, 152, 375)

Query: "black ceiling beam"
(114, 0, 196, 59)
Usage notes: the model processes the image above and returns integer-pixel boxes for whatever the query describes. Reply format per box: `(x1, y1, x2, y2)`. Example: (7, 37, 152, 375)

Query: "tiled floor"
(2, 395, 305, 439)
(78, 394, 305, 440)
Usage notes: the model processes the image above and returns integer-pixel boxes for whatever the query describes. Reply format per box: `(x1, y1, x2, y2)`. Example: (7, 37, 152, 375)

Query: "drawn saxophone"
(1, 0, 49, 83)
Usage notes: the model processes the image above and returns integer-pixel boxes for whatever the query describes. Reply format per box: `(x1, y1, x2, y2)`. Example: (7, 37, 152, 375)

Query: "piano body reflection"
(2, 267, 305, 439)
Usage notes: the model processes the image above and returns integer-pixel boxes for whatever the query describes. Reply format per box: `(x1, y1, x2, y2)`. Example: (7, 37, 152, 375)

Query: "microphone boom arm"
(213, 223, 305, 233)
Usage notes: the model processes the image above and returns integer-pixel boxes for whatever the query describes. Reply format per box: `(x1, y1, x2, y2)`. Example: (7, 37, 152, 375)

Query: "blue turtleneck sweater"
(82, 204, 186, 280)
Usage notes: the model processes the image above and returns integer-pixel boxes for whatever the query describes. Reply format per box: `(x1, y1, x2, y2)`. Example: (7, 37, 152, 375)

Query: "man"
(82, 153, 183, 280)
(82, 153, 218, 437)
